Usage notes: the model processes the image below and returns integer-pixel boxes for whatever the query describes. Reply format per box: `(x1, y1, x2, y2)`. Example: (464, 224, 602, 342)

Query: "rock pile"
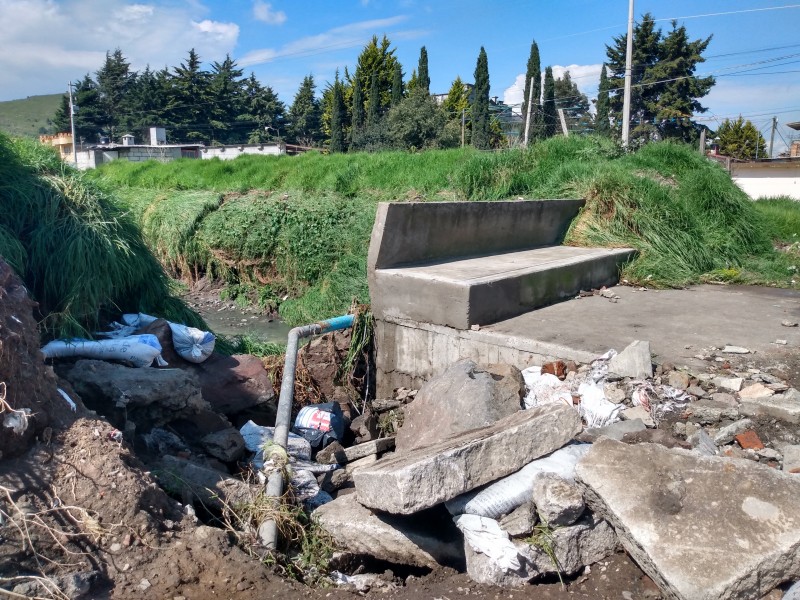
(310, 347, 800, 599)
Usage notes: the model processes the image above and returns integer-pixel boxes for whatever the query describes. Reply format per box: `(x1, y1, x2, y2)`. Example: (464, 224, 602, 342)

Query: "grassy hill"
(0, 93, 62, 138)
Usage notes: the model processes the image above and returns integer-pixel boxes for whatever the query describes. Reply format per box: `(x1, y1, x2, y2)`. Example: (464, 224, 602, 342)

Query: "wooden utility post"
(68, 81, 78, 167)
(461, 109, 466, 148)
(557, 109, 569, 137)
(699, 129, 706, 155)
(621, 0, 635, 147)
(769, 116, 777, 158)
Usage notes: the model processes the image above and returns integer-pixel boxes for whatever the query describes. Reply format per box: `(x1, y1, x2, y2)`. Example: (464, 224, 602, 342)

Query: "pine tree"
(240, 74, 285, 143)
(471, 47, 490, 150)
(168, 49, 211, 143)
(127, 66, 170, 141)
(95, 49, 133, 140)
(208, 54, 245, 143)
(330, 72, 346, 153)
(443, 76, 470, 120)
(52, 94, 71, 133)
(716, 116, 766, 159)
(407, 69, 419, 93)
(542, 66, 556, 137)
(391, 62, 403, 106)
(521, 39, 541, 144)
(595, 64, 611, 136)
(288, 75, 321, 146)
(367, 72, 380, 126)
(352, 35, 400, 111)
(72, 74, 104, 143)
(417, 46, 430, 94)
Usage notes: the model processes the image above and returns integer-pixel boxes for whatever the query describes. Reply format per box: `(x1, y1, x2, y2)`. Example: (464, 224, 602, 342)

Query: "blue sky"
(1, 0, 799, 152)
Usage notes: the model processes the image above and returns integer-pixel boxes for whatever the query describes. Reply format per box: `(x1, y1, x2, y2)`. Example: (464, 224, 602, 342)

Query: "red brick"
(735, 430, 764, 450)
(542, 360, 567, 380)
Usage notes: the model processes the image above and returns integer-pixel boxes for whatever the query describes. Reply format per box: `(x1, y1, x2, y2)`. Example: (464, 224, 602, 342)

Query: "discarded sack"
(104, 313, 215, 364)
(292, 402, 345, 450)
(239, 420, 312, 468)
(41, 334, 163, 368)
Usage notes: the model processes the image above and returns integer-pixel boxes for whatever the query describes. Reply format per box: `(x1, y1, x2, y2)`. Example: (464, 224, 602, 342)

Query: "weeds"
(526, 521, 564, 587)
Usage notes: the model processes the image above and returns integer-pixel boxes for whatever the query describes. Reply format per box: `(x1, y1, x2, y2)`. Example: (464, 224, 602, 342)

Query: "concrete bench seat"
(368, 199, 635, 330)
(374, 245, 636, 329)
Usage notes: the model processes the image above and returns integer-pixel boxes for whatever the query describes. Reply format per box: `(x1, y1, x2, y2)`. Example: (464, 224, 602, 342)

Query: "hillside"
(0, 93, 62, 138)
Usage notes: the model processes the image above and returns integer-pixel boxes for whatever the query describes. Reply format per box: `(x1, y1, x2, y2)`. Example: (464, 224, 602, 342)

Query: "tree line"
(53, 14, 726, 152)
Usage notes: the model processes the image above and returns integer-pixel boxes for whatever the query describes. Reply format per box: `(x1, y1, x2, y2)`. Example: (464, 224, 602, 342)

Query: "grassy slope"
(89, 137, 800, 326)
(0, 94, 62, 138)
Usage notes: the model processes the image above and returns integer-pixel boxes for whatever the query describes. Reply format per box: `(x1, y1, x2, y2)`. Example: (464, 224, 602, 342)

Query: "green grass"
(0, 132, 203, 339)
(83, 136, 800, 326)
(0, 94, 62, 138)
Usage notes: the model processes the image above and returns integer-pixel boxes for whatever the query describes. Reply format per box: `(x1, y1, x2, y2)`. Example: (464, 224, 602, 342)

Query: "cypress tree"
(471, 47, 490, 149)
(417, 46, 430, 94)
(351, 68, 365, 133)
(542, 66, 556, 137)
(521, 40, 541, 144)
(391, 62, 403, 106)
(595, 64, 611, 136)
(330, 72, 345, 152)
(367, 72, 380, 125)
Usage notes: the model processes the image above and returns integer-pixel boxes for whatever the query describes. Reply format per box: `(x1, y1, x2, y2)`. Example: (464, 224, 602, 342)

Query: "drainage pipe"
(260, 314, 355, 549)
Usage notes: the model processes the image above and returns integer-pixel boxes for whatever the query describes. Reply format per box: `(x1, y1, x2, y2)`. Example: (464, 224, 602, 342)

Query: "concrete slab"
(373, 246, 635, 329)
(577, 438, 800, 600)
(353, 404, 581, 514)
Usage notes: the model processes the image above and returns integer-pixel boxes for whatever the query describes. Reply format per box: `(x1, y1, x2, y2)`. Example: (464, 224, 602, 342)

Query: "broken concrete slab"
(354, 404, 581, 514)
(395, 359, 524, 453)
(576, 437, 800, 600)
(531, 472, 585, 526)
(313, 494, 463, 569)
(784, 445, 800, 473)
(499, 502, 537, 538)
(157, 456, 258, 511)
(713, 377, 744, 392)
(621, 406, 654, 428)
(607, 340, 653, 379)
(738, 382, 775, 400)
(713, 418, 754, 446)
(667, 371, 690, 391)
(740, 390, 800, 424)
(316, 438, 395, 465)
(201, 428, 245, 462)
(582, 418, 646, 442)
(685, 399, 739, 424)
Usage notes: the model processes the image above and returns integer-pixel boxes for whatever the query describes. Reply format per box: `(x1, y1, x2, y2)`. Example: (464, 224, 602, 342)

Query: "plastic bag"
(454, 514, 521, 572)
(577, 381, 622, 428)
(292, 402, 345, 450)
(41, 334, 163, 368)
(239, 420, 312, 468)
(521, 366, 572, 409)
(446, 444, 591, 519)
(169, 323, 215, 363)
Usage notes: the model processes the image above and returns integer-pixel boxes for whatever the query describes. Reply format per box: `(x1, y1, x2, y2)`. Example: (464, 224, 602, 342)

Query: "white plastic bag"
(239, 420, 312, 468)
(169, 322, 215, 363)
(41, 334, 163, 368)
(454, 514, 521, 572)
(521, 366, 572, 409)
(577, 382, 623, 428)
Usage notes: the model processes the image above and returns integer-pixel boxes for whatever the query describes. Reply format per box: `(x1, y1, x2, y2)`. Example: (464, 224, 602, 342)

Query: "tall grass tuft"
(0, 133, 203, 339)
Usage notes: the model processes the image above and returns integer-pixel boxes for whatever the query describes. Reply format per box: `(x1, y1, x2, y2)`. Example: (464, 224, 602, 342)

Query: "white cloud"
(0, 0, 239, 100)
(503, 73, 526, 109)
(252, 0, 286, 25)
(239, 15, 410, 68)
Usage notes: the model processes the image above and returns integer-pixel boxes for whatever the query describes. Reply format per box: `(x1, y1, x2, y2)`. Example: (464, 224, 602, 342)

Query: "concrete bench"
(368, 200, 635, 330)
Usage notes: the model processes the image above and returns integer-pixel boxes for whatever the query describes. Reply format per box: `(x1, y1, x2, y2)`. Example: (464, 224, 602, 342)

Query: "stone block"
(740, 391, 800, 424)
(577, 438, 800, 600)
(738, 383, 775, 400)
(667, 371, 690, 390)
(685, 399, 739, 424)
(313, 494, 463, 569)
(499, 502, 538, 538)
(622, 406, 655, 427)
(354, 404, 581, 514)
(713, 377, 744, 392)
(783, 445, 800, 473)
(713, 418, 754, 446)
(395, 359, 524, 452)
(531, 472, 585, 526)
(607, 340, 653, 379)
(317, 438, 395, 464)
(583, 418, 646, 442)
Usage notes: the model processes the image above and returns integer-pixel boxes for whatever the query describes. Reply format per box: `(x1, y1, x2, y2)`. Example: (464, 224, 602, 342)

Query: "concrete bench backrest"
(368, 199, 586, 270)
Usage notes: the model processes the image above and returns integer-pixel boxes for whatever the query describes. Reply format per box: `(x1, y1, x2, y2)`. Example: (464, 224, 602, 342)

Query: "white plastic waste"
(454, 514, 521, 572)
(3, 408, 31, 434)
(57, 388, 76, 411)
(239, 420, 312, 468)
(41, 335, 163, 368)
(521, 366, 572, 409)
(110, 313, 215, 364)
(291, 469, 333, 509)
(577, 381, 623, 428)
(446, 443, 591, 519)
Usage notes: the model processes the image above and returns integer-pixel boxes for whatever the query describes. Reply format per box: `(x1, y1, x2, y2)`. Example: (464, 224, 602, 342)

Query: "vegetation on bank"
(87, 136, 800, 327)
(0, 132, 204, 339)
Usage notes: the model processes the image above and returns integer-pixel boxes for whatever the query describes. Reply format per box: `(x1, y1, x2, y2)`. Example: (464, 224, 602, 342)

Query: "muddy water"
(183, 288, 292, 344)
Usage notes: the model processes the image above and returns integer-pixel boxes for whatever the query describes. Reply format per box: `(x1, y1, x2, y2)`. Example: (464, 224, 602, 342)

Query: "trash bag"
(292, 402, 346, 450)
(41, 334, 163, 368)
(169, 322, 215, 364)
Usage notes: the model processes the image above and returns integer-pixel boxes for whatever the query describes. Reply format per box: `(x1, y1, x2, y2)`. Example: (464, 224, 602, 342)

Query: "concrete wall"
(118, 147, 183, 163)
(368, 199, 585, 270)
(375, 317, 595, 397)
(201, 144, 283, 161)
(731, 161, 800, 200)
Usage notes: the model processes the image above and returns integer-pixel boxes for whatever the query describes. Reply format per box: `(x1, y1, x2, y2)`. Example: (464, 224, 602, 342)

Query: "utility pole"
(621, 0, 635, 147)
(68, 81, 78, 167)
(557, 108, 570, 137)
(523, 76, 535, 148)
(699, 129, 706, 155)
(769, 116, 777, 158)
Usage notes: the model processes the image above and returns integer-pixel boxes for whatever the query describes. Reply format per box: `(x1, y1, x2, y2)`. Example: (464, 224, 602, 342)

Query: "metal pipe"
(260, 314, 355, 549)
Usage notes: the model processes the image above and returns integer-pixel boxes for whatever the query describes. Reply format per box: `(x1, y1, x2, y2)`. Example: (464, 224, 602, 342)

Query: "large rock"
(64, 359, 208, 430)
(576, 438, 800, 600)
(396, 360, 524, 452)
(354, 404, 581, 514)
(313, 494, 463, 569)
(463, 514, 617, 587)
(186, 353, 276, 420)
(531, 472, 585, 526)
(607, 340, 653, 379)
(157, 456, 258, 511)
